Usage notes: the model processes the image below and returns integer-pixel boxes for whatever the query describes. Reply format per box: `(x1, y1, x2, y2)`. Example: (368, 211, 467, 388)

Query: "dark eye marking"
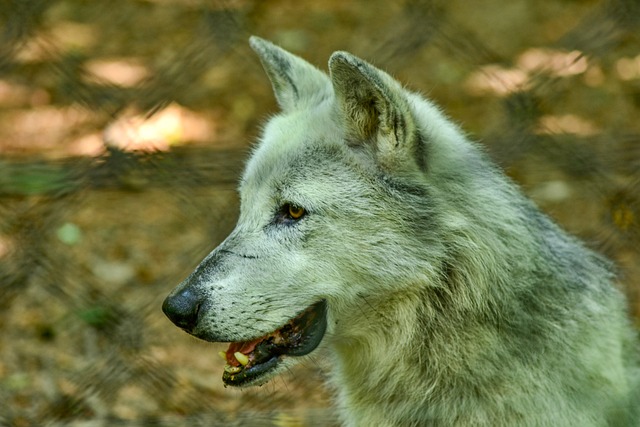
(275, 203, 307, 225)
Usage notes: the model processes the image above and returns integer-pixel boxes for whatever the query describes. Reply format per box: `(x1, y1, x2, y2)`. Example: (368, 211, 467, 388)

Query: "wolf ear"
(328, 52, 420, 171)
(249, 36, 331, 112)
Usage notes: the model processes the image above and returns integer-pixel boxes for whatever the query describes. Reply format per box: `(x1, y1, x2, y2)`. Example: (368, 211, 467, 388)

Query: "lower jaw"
(222, 356, 280, 387)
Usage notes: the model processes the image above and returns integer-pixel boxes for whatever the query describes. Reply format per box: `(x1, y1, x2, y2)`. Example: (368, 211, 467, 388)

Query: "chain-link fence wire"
(0, 0, 638, 425)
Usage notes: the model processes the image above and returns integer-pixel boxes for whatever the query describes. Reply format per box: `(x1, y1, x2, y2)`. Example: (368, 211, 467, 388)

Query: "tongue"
(226, 338, 263, 366)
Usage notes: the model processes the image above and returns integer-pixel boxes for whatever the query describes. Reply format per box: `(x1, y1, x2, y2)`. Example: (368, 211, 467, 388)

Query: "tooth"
(218, 351, 227, 362)
(234, 351, 249, 366)
(224, 364, 242, 374)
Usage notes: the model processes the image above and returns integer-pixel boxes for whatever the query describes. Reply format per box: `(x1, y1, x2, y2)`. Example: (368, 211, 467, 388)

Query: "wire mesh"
(0, 0, 639, 426)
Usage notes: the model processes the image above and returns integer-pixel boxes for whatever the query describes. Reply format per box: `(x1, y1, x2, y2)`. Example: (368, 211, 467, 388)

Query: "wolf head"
(160, 37, 640, 427)
(162, 37, 502, 387)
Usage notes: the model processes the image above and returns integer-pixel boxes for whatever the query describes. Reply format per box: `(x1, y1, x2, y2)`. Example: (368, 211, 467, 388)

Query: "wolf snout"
(162, 287, 204, 331)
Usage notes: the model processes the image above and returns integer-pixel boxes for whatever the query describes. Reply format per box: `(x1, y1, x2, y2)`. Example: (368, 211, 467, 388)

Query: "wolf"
(163, 36, 640, 426)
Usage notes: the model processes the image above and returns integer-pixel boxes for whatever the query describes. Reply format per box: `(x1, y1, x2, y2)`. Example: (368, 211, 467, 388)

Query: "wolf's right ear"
(328, 52, 420, 172)
(249, 36, 331, 112)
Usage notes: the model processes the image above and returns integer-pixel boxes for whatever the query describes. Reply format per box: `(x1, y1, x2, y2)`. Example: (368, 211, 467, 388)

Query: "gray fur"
(165, 37, 640, 426)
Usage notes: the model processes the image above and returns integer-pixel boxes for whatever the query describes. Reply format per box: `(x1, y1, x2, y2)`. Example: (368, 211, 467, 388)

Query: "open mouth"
(219, 300, 327, 386)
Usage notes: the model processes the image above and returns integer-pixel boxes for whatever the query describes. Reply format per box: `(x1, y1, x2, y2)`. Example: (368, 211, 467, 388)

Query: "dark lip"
(222, 356, 279, 387)
(222, 300, 327, 387)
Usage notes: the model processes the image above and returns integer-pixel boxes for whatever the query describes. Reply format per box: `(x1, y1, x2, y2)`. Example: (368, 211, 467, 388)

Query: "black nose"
(162, 287, 203, 331)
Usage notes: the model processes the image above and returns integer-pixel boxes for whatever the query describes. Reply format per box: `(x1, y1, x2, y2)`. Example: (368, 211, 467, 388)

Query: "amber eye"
(287, 204, 305, 220)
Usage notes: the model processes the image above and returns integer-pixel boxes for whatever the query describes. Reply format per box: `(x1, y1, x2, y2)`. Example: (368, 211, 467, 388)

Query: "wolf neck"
(328, 280, 511, 426)
(328, 289, 446, 425)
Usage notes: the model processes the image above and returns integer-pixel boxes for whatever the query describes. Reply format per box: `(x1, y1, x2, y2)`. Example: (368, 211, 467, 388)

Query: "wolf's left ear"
(329, 52, 420, 171)
(250, 36, 331, 112)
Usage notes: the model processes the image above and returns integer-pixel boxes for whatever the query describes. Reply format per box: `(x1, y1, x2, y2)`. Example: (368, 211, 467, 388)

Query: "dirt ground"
(1, 1, 639, 426)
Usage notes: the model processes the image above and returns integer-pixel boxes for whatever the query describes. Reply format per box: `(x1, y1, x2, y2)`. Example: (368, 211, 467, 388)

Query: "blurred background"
(0, 0, 639, 426)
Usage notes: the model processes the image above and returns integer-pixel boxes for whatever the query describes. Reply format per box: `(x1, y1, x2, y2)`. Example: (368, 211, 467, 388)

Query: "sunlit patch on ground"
(616, 54, 640, 80)
(535, 114, 600, 136)
(465, 48, 590, 96)
(84, 58, 151, 87)
(103, 103, 217, 152)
